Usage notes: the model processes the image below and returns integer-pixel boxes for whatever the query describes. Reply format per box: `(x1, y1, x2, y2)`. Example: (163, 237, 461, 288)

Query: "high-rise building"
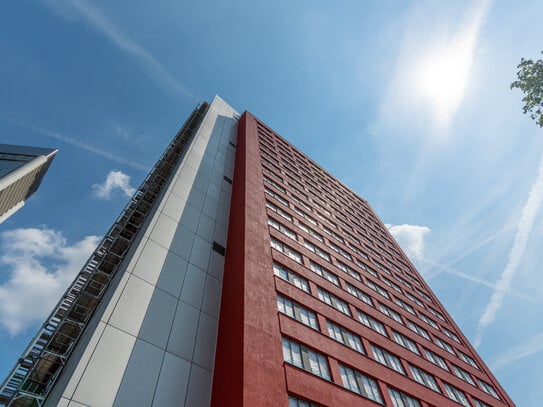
(0, 144, 57, 223)
(0, 96, 514, 407)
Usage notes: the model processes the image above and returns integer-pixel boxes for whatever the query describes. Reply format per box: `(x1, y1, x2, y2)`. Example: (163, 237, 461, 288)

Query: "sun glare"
(414, 42, 472, 126)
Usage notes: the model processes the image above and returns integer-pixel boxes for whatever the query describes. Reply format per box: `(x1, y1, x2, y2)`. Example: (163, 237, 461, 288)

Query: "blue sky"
(1, 0, 542, 405)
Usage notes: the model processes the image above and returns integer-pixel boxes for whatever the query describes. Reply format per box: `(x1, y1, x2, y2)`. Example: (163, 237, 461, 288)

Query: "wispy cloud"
(475, 154, 543, 347)
(386, 223, 430, 263)
(425, 224, 513, 280)
(0, 115, 149, 171)
(490, 332, 543, 371)
(93, 170, 136, 199)
(420, 257, 536, 303)
(44, 0, 193, 98)
(0, 228, 100, 335)
(113, 122, 148, 147)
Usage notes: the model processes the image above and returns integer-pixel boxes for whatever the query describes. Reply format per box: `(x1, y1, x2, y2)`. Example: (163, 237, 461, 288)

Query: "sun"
(413, 40, 473, 127)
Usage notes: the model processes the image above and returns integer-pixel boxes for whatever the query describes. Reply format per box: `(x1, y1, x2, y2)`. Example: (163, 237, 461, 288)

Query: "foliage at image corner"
(511, 51, 543, 128)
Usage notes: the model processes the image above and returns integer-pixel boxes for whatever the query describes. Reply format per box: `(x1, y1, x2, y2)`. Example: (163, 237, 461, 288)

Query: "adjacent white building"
(0, 143, 57, 223)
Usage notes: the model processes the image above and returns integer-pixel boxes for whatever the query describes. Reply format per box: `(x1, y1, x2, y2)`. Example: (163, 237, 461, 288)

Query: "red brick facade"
(212, 112, 515, 407)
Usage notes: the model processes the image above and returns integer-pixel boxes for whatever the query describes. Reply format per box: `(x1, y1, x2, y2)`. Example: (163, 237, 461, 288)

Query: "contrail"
(1, 115, 150, 171)
(475, 153, 543, 347)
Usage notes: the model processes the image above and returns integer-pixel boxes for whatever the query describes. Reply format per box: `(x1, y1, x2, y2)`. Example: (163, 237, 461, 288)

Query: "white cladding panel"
(49, 96, 238, 406)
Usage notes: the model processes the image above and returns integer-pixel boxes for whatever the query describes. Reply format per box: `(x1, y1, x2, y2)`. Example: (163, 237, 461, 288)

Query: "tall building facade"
(1, 97, 514, 407)
(0, 144, 57, 223)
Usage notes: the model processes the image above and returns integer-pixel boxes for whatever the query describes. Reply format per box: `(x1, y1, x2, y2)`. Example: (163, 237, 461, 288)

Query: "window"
(262, 159, 282, 175)
(371, 345, 405, 374)
(262, 166, 283, 182)
(363, 265, 379, 278)
(427, 306, 446, 322)
(345, 283, 373, 306)
(407, 321, 430, 340)
(443, 327, 462, 344)
(419, 313, 439, 330)
(406, 292, 424, 307)
(266, 200, 292, 221)
(268, 217, 297, 239)
(273, 263, 309, 292)
(298, 222, 324, 242)
(478, 379, 500, 399)
(271, 238, 303, 263)
(317, 288, 351, 316)
(338, 364, 383, 404)
(434, 337, 455, 355)
(416, 289, 433, 304)
(459, 351, 479, 369)
(382, 277, 402, 293)
(392, 331, 420, 354)
(344, 232, 360, 244)
(366, 280, 389, 299)
(263, 176, 286, 193)
(309, 261, 339, 286)
(304, 240, 331, 262)
(423, 348, 449, 371)
(452, 365, 474, 385)
(336, 261, 361, 281)
(282, 337, 330, 380)
(294, 207, 317, 225)
(443, 383, 470, 407)
(394, 298, 415, 315)
(394, 275, 412, 290)
(277, 295, 318, 330)
(473, 398, 491, 407)
(328, 241, 352, 260)
(327, 321, 364, 353)
(288, 395, 319, 407)
(375, 262, 391, 275)
(357, 310, 387, 336)
(388, 388, 421, 407)
(264, 186, 288, 206)
(409, 365, 440, 393)
(378, 303, 403, 324)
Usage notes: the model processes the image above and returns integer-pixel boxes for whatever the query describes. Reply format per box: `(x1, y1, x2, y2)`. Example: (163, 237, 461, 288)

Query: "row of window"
(273, 263, 494, 396)
(268, 219, 459, 358)
(277, 289, 494, 404)
(265, 197, 443, 333)
(270, 247, 476, 373)
(260, 147, 413, 274)
(259, 133, 386, 236)
(283, 335, 497, 407)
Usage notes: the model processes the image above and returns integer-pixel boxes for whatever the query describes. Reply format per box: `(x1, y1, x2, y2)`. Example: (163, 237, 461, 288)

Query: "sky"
(1, 0, 542, 405)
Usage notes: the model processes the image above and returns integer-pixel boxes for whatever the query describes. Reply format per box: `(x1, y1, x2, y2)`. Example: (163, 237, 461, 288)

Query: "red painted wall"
(211, 113, 288, 406)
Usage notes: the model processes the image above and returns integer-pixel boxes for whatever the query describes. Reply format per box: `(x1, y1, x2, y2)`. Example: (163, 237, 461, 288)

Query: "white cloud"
(386, 223, 431, 261)
(93, 170, 136, 199)
(0, 228, 100, 335)
(43, 0, 192, 98)
(490, 332, 543, 371)
(475, 154, 543, 347)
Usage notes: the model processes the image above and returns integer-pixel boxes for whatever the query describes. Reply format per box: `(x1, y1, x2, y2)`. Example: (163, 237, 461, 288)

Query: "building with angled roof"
(0, 144, 57, 223)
